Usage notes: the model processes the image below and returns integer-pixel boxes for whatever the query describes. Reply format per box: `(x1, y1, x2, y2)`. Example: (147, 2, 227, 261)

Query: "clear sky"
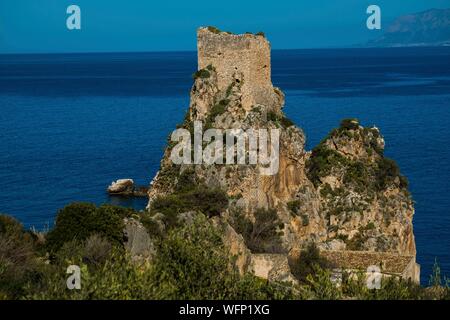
(0, 0, 448, 53)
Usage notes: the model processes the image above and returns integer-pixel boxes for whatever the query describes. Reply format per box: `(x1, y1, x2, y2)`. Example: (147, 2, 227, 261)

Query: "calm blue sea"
(0, 48, 449, 284)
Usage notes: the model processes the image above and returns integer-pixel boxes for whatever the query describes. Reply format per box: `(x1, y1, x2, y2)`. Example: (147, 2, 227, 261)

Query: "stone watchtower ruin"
(197, 27, 283, 111)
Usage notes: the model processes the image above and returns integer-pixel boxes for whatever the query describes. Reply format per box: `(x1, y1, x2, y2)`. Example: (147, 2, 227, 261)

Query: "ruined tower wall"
(197, 28, 281, 111)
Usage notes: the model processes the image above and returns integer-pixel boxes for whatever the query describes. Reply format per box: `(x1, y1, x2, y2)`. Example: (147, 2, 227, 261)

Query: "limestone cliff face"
(305, 120, 416, 256)
(147, 28, 417, 265)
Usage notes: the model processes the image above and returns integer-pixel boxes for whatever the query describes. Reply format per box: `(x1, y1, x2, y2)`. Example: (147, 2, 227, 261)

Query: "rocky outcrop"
(305, 120, 416, 256)
(212, 216, 252, 275)
(146, 27, 418, 281)
(123, 218, 155, 263)
(108, 179, 148, 197)
(108, 179, 134, 194)
(251, 254, 298, 284)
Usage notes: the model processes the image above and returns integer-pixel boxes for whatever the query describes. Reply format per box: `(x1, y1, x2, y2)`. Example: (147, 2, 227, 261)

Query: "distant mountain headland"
(367, 8, 450, 47)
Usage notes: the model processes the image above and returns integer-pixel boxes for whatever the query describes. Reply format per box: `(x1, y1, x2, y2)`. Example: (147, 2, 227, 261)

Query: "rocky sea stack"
(146, 27, 419, 283)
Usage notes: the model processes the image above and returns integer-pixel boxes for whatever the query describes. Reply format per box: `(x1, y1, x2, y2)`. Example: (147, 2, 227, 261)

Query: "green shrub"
(150, 186, 229, 226)
(289, 242, 330, 283)
(343, 161, 369, 192)
(365, 222, 375, 230)
(82, 234, 113, 267)
(230, 207, 252, 235)
(50, 233, 113, 271)
(148, 216, 231, 299)
(45, 203, 133, 254)
(27, 249, 154, 300)
(301, 214, 310, 227)
(280, 116, 295, 128)
(0, 215, 24, 236)
(267, 111, 278, 122)
(306, 145, 348, 186)
(429, 258, 442, 287)
(226, 83, 234, 96)
(204, 99, 229, 129)
(174, 167, 196, 193)
(0, 215, 39, 299)
(361, 276, 423, 300)
(340, 118, 359, 130)
(376, 157, 408, 189)
(266, 111, 295, 128)
(320, 183, 334, 197)
(287, 200, 301, 215)
(306, 265, 438, 300)
(345, 231, 367, 251)
(231, 208, 284, 253)
(177, 186, 228, 218)
(192, 69, 211, 80)
(207, 26, 221, 34)
(304, 265, 341, 299)
(140, 213, 165, 238)
(154, 163, 181, 189)
(210, 99, 229, 117)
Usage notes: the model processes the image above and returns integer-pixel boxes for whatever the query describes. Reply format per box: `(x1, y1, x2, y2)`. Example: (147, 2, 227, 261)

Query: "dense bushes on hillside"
(0, 215, 41, 299)
(148, 216, 295, 299)
(2, 203, 294, 299)
(5, 212, 294, 300)
(45, 203, 133, 254)
(1, 204, 449, 300)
